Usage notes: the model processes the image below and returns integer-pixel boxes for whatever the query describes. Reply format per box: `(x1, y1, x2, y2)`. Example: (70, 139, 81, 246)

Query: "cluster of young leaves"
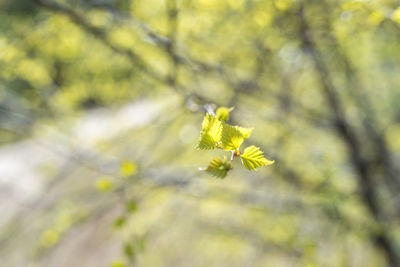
(197, 107, 274, 178)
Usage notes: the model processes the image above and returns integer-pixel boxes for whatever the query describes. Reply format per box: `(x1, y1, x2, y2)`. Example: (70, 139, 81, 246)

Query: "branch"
(297, 3, 399, 266)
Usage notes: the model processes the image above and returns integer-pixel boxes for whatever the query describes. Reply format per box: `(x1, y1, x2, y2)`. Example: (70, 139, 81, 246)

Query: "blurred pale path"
(0, 97, 172, 266)
(0, 98, 164, 215)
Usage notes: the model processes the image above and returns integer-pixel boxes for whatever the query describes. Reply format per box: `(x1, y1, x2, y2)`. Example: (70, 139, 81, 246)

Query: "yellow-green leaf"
(197, 132, 218, 149)
(197, 114, 222, 150)
(202, 113, 221, 133)
(203, 157, 233, 178)
(238, 126, 254, 139)
(240, 145, 274, 170)
(216, 106, 234, 122)
(220, 123, 244, 151)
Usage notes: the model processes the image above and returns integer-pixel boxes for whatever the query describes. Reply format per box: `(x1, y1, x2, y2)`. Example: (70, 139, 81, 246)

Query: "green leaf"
(216, 106, 234, 122)
(203, 157, 233, 178)
(197, 114, 222, 150)
(240, 145, 274, 170)
(124, 242, 135, 260)
(113, 216, 126, 228)
(220, 123, 244, 151)
(237, 126, 254, 139)
(126, 200, 138, 213)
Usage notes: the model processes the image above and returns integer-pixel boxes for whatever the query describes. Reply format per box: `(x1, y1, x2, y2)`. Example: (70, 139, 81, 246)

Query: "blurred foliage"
(1, 0, 400, 266)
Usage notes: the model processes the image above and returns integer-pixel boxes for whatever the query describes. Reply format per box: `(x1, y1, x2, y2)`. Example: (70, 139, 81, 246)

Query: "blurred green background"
(1, 0, 400, 266)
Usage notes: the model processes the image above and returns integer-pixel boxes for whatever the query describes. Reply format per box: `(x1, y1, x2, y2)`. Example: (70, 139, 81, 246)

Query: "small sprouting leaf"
(203, 157, 233, 178)
(220, 124, 244, 151)
(197, 114, 222, 150)
(195, 107, 274, 178)
(237, 126, 254, 139)
(240, 145, 274, 170)
(216, 106, 234, 122)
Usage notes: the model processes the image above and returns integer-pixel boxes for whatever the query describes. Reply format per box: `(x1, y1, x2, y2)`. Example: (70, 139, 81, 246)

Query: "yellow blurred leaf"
(367, 11, 384, 27)
(119, 161, 138, 177)
(110, 260, 126, 267)
(40, 229, 60, 248)
(392, 7, 400, 24)
(95, 178, 113, 192)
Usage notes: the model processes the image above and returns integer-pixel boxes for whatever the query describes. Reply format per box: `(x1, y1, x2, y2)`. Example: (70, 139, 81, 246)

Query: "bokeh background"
(1, 0, 400, 266)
